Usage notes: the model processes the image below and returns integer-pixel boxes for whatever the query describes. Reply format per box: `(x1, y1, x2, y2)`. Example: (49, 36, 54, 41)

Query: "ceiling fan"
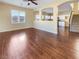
(23, 0, 38, 5)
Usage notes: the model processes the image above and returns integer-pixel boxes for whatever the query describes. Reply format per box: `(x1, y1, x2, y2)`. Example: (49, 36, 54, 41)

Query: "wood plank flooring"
(0, 28, 79, 59)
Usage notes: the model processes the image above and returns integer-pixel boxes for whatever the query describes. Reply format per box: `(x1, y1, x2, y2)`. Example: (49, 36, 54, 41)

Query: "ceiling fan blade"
(31, 1, 38, 5)
(23, 0, 38, 5)
(23, 0, 28, 1)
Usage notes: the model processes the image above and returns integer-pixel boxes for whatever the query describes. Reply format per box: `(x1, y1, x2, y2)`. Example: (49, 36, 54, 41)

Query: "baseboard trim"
(0, 27, 57, 35)
(0, 27, 33, 33)
(33, 27, 57, 34)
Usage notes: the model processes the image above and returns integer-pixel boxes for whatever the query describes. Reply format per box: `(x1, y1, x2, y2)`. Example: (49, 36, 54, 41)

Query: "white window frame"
(11, 10, 25, 24)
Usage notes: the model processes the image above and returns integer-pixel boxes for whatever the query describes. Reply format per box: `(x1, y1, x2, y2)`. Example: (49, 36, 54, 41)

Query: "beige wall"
(0, 2, 34, 32)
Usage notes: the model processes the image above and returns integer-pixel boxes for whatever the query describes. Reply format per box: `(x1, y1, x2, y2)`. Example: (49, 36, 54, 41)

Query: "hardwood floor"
(0, 28, 79, 59)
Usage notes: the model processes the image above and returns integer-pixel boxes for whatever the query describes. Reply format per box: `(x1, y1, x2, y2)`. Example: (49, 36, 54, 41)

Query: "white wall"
(34, 21, 57, 34)
(34, 7, 58, 34)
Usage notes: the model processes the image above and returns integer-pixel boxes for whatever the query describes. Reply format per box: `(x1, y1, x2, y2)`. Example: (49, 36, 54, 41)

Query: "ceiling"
(0, 0, 77, 13)
(58, 2, 72, 15)
(41, 2, 72, 14)
(0, 0, 55, 10)
(41, 2, 72, 15)
(58, 2, 72, 12)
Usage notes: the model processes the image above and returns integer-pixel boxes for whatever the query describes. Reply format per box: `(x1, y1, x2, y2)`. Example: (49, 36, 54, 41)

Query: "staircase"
(70, 14, 79, 32)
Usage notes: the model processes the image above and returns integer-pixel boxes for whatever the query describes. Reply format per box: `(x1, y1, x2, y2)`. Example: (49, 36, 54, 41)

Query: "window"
(35, 15, 40, 21)
(11, 10, 25, 24)
(45, 15, 50, 20)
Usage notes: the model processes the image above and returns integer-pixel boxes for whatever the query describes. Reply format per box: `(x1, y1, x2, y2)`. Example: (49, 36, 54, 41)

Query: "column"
(39, 9, 42, 21)
(53, 6, 58, 21)
(73, 0, 78, 14)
